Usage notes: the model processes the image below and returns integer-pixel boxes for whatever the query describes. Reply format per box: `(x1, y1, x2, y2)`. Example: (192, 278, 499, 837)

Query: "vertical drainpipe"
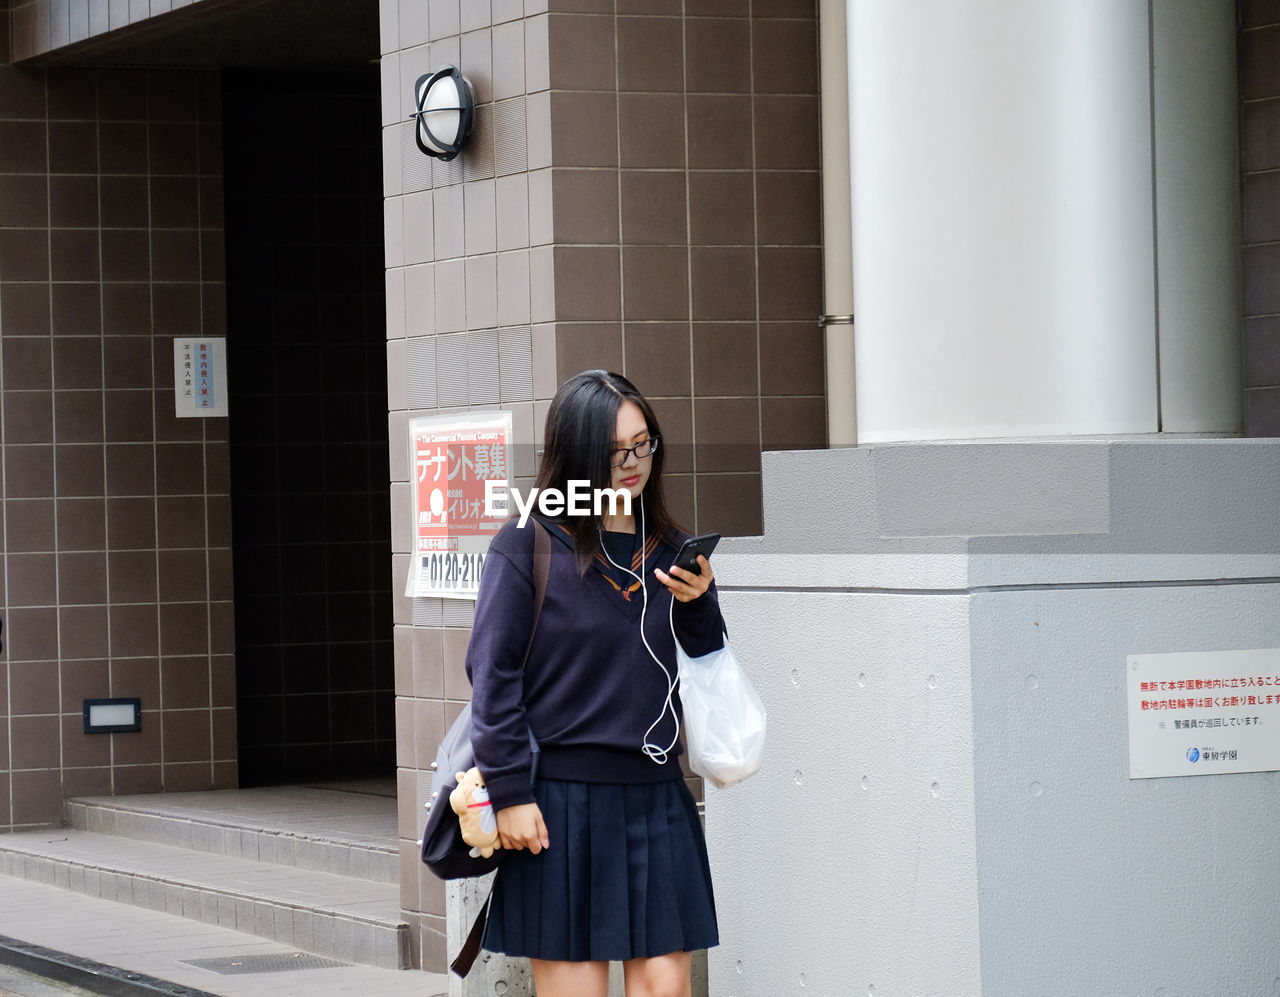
(819, 0, 857, 447)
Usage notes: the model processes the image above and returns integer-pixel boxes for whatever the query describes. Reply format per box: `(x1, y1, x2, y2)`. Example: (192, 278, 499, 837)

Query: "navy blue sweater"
(466, 516, 726, 812)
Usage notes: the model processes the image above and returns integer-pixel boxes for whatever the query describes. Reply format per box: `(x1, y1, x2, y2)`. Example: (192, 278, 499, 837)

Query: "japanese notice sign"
(173, 338, 228, 418)
(405, 410, 512, 600)
(1127, 647, 1280, 779)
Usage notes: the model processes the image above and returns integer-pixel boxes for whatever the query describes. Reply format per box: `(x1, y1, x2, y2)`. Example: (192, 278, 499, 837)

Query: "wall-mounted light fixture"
(413, 66, 475, 161)
(83, 698, 142, 734)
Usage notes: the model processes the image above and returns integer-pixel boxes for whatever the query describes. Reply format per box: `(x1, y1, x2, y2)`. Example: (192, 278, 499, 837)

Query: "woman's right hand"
(496, 802, 550, 854)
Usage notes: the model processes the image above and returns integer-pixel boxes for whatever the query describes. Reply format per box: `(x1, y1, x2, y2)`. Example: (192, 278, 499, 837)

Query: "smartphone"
(673, 533, 720, 575)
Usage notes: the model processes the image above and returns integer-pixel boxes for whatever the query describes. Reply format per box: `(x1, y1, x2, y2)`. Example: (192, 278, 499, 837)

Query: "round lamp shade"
(414, 66, 475, 161)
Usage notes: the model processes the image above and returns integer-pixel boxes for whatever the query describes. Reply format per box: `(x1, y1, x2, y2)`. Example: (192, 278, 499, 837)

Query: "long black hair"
(534, 370, 681, 574)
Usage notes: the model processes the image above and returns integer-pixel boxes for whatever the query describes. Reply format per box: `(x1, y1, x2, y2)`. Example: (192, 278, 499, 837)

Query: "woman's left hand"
(654, 556, 713, 603)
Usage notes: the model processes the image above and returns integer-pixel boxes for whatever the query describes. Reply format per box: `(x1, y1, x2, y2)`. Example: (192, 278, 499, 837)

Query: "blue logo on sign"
(1186, 748, 1200, 763)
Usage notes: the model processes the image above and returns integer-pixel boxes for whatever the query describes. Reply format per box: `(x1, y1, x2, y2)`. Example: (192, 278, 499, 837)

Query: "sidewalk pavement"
(0, 874, 449, 997)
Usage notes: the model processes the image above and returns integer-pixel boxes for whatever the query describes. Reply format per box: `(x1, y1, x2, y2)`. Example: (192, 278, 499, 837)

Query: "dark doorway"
(223, 69, 393, 785)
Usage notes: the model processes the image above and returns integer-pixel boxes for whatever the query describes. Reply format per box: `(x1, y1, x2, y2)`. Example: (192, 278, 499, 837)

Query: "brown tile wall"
(382, 0, 553, 968)
(552, 3, 825, 537)
(222, 70, 393, 787)
(1241, 0, 1280, 435)
(382, 0, 821, 971)
(0, 63, 233, 831)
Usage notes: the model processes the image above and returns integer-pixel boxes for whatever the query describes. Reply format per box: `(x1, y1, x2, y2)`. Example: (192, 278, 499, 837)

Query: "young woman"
(467, 370, 724, 997)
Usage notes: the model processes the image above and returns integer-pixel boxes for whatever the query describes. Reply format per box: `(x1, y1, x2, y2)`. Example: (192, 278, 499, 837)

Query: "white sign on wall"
(173, 338, 229, 418)
(1127, 647, 1280, 779)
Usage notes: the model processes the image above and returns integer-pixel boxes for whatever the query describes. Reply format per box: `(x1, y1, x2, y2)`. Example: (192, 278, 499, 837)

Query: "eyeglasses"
(609, 435, 659, 467)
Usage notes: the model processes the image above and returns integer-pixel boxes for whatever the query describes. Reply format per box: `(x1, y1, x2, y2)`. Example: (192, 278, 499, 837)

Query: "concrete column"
(848, 0, 1239, 442)
(707, 440, 1280, 994)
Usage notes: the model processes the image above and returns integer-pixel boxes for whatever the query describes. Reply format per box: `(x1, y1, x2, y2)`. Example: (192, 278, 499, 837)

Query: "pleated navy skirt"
(482, 778, 719, 962)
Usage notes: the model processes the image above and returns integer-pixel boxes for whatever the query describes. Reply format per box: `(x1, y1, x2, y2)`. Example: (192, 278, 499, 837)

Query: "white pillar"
(849, 0, 1239, 443)
(820, 0, 857, 447)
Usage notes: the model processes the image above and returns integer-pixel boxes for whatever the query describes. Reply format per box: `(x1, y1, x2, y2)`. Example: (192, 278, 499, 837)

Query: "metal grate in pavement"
(178, 953, 348, 975)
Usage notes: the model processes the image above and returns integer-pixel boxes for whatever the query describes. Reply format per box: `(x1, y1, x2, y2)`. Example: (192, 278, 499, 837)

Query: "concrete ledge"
(0, 933, 217, 997)
(872, 442, 1111, 538)
(724, 439, 1280, 590)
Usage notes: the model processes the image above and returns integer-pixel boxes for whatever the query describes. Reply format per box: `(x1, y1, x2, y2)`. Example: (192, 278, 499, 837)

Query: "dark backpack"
(417, 522, 550, 974)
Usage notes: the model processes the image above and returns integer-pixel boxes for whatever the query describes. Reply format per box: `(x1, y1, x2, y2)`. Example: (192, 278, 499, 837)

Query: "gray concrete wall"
(708, 439, 1280, 996)
(709, 590, 982, 994)
(971, 583, 1280, 994)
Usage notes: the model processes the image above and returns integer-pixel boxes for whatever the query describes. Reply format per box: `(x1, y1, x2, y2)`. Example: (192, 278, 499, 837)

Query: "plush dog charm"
(451, 767, 501, 859)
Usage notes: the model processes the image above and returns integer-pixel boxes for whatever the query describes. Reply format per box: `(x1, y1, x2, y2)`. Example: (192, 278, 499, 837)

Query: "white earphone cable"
(598, 496, 681, 765)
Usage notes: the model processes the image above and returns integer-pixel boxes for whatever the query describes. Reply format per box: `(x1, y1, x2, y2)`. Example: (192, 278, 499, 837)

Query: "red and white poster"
(405, 411, 512, 600)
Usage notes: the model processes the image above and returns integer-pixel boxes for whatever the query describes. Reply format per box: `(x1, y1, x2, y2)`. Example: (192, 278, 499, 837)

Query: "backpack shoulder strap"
(526, 520, 550, 656)
(520, 522, 550, 787)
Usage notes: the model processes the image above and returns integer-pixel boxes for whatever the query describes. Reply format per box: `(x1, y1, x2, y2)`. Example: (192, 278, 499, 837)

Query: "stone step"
(63, 786, 398, 886)
(0, 830, 410, 971)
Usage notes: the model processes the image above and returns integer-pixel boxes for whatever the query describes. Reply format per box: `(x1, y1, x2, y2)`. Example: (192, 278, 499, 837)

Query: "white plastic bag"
(676, 640, 766, 788)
